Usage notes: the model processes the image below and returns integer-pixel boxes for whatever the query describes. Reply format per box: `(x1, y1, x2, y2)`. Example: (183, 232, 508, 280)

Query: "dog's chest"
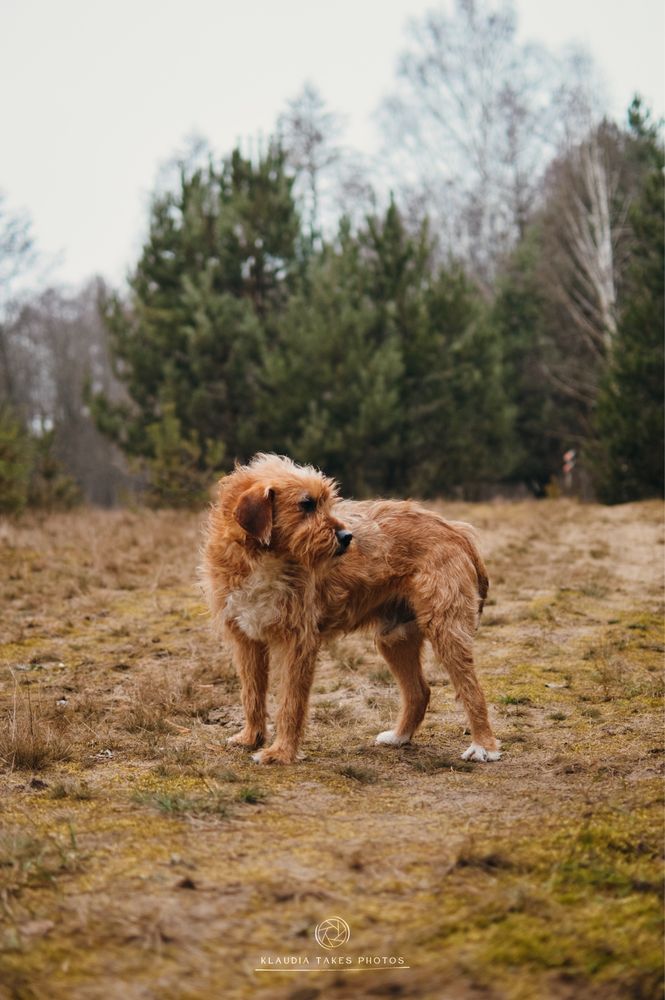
(224, 559, 306, 641)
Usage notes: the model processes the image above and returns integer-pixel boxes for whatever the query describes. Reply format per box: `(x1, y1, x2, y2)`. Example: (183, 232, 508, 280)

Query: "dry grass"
(0, 499, 663, 999)
(0, 679, 71, 771)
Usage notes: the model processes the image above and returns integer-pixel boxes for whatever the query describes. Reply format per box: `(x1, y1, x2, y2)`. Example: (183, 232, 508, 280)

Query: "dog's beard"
(278, 523, 341, 567)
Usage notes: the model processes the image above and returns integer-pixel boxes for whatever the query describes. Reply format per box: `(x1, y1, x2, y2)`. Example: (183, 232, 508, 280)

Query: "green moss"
(417, 801, 663, 997)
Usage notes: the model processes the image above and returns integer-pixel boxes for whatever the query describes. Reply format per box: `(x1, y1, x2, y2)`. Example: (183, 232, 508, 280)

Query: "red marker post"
(563, 449, 576, 492)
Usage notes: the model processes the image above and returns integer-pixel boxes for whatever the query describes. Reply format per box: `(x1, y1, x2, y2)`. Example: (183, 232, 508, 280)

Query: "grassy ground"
(0, 499, 663, 1000)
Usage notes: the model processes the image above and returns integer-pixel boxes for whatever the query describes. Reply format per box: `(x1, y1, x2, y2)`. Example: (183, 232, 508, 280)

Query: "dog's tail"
(476, 564, 490, 615)
(449, 520, 490, 616)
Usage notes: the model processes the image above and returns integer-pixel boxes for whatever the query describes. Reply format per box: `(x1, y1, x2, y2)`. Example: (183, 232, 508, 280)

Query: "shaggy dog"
(202, 454, 500, 765)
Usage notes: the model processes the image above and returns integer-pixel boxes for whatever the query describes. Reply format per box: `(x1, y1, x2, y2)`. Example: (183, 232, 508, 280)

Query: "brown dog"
(202, 454, 500, 765)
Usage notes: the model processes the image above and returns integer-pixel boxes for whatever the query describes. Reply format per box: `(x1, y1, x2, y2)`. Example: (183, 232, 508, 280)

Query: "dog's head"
(219, 454, 352, 566)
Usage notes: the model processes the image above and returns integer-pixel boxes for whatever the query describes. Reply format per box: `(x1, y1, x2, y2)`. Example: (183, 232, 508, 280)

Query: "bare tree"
(2, 280, 135, 503)
(278, 82, 344, 241)
(537, 120, 637, 408)
(379, 0, 603, 289)
(277, 83, 376, 241)
(0, 192, 36, 304)
(0, 192, 38, 402)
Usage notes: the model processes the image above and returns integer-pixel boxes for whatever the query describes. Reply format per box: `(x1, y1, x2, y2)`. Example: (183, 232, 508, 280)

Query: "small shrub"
(0, 409, 81, 515)
(0, 406, 32, 514)
(142, 402, 222, 509)
(27, 431, 81, 510)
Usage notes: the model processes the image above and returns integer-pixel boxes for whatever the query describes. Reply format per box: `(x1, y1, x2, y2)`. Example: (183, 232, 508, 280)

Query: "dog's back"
(333, 498, 489, 614)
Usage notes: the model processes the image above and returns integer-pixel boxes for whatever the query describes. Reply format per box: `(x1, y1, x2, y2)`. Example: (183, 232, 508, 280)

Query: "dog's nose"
(335, 529, 353, 550)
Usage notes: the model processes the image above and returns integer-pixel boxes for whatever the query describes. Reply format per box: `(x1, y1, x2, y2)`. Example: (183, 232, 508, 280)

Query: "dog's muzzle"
(335, 529, 353, 554)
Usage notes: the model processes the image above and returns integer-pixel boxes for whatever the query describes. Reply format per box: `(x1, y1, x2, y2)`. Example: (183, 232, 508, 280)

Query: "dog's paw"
(227, 729, 264, 750)
(461, 742, 501, 762)
(375, 729, 411, 746)
(251, 746, 295, 765)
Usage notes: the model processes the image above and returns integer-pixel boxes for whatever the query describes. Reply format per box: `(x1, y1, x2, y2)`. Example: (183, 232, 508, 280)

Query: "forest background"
(1, 0, 663, 511)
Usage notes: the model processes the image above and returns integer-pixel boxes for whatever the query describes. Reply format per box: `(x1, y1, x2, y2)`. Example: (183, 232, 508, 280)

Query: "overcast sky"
(1, 0, 663, 289)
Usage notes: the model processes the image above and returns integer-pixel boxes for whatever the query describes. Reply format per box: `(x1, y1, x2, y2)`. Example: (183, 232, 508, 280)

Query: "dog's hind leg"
(252, 638, 320, 765)
(427, 609, 500, 762)
(375, 622, 430, 746)
(226, 626, 269, 750)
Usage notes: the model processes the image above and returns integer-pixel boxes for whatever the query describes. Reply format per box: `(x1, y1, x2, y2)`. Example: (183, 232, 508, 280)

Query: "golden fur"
(202, 454, 500, 764)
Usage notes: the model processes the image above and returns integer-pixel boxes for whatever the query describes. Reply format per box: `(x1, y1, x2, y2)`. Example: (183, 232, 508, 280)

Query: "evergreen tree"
(95, 141, 518, 502)
(361, 200, 515, 496)
(491, 231, 570, 493)
(93, 143, 300, 492)
(0, 406, 32, 514)
(408, 265, 516, 497)
(262, 202, 516, 497)
(0, 407, 81, 513)
(260, 217, 404, 496)
(592, 103, 664, 502)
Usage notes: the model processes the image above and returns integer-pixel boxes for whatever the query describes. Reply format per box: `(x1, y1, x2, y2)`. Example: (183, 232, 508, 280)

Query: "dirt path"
(0, 500, 663, 1000)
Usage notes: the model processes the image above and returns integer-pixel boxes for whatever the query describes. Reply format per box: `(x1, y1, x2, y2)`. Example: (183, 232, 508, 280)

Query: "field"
(0, 498, 663, 1000)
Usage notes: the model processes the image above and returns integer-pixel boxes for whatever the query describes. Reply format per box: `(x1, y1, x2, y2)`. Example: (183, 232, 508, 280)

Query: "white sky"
(1, 0, 663, 289)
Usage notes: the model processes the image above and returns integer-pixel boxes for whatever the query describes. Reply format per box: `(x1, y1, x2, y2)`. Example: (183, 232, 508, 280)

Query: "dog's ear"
(233, 484, 274, 545)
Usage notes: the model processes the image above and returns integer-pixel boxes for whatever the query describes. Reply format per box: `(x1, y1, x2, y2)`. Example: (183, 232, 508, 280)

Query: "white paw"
(461, 743, 502, 762)
(375, 729, 411, 746)
(251, 750, 264, 763)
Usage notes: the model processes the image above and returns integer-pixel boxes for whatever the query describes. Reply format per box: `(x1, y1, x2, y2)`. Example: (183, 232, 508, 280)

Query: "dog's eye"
(299, 496, 317, 514)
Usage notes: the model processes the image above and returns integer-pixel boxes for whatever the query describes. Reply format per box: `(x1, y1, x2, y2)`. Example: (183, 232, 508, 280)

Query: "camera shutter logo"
(314, 917, 351, 950)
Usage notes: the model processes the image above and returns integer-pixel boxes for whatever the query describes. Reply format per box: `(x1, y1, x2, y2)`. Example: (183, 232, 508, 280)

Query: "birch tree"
(537, 120, 636, 407)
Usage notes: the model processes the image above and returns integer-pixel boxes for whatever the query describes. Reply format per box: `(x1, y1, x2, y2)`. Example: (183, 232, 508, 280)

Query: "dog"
(202, 453, 500, 765)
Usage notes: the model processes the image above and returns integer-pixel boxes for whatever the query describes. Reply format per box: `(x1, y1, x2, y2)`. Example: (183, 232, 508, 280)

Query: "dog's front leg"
(252, 638, 319, 765)
(226, 626, 269, 750)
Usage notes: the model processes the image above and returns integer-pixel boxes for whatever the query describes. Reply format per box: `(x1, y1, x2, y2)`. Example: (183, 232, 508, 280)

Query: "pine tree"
(592, 103, 664, 502)
(491, 232, 569, 494)
(407, 266, 516, 497)
(260, 217, 404, 496)
(0, 406, 31, 514)
(95, 141, 518, 501)
(261, 202, 516, 497)
(93, 144, 300, 497)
